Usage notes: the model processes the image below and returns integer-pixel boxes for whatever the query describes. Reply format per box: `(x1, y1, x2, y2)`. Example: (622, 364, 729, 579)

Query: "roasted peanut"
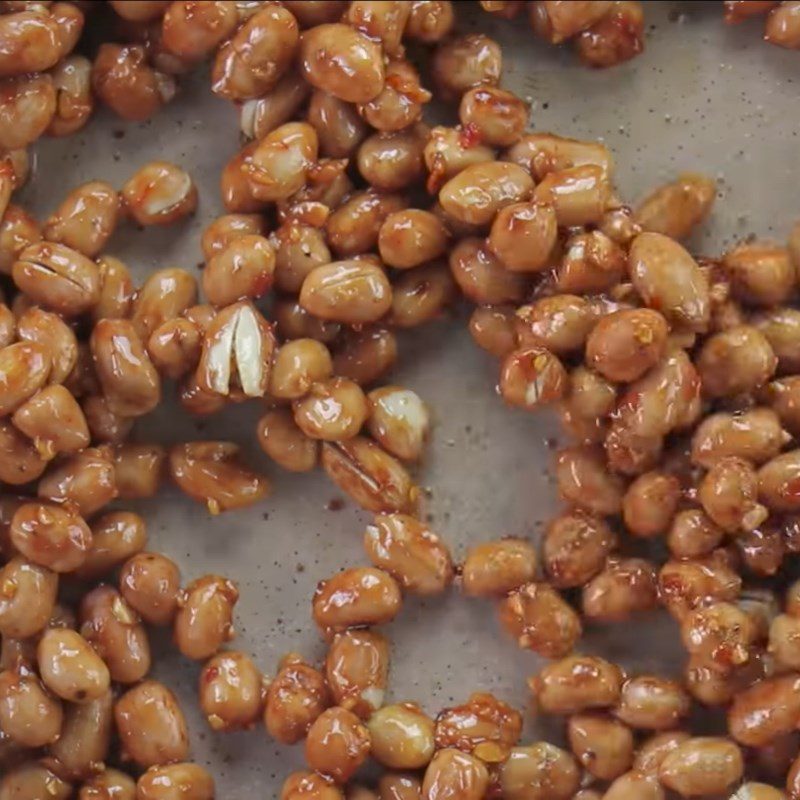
(79, 585, 151, 685)
(699, 456, 766, 533)
(43, 181, 119, 258)
(586, 309, 669, 383)
(327, 190, 406, 258)
(568, 713, 633, 781)
(300, 23, 384, 104)
(543, 509, 616, 588)
(321, 438, 417, 514)
(326, 629, 388, 719)
(500, 347, 568, 410)
(635, 173, 716, 240)
(76, 511, 147, 581)
(257, 408, 319, 472)
(667, 509, 724, 559)
(45, 688, 112, 781)
(530, 655, 624, 715)
(431, 33, 501, 100)
(583, 556, 659, 621)
(422, 748, 489, 800)
(119, 551, 180, 626)
(196, 301, 276, 399)
(515, 295, 595, 356)
(0, 762, 71, 800)
(122, 161, 197, 226)
(498, 582, 581, 658)
(615, 675, 690, 731)
(13, 240, 99, 316)
(378, 209, 449, 270)
(659, 736, 743, 797)
(313, 567, 402, 638)
(292, 377, 368, 442)
(114, 680, 189, 768)
(300, 261, 392, 325)
(37, 628, 110, 703)
(369, 703, 435, 770)
(174, 574, 238, 660)
(333, 328, 397, 386)
(305, 706, 371, 784)
(265, 656, 331, 749)
(169, 441, 269, 514)
(211, 4, 297, 100)
(530, 162, 611, 226)
(439, 161, 533, 227)
(364, 514, 453, 595)
(241, 72, 311, 140)
(37, 447, 117, 517)
(136, 763, 215, 800)
(622, 471, 680, 538)
(199, 650, 263, 732)
(434, 692, 522, 761)
(281, 770, 344, 800)
(0, 664, 63, 747)
(462, 538, 537, 597)
(629, 232, 710, 332)
(12, 385, 89, 458)
(658, 551, 742, 620)
(9, 501, 90, 573)
(0, 73, 56, 150)
(499, 742, 580, 800)
(697, 325, 776, 398)
(90, 319, 161, 417)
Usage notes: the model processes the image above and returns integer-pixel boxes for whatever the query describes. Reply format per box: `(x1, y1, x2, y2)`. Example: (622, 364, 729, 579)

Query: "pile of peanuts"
(3, 1, 800, 799)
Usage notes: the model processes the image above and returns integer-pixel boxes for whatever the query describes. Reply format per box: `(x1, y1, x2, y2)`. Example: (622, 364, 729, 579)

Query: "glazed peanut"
(568, 714, 633, 781)
(37, 628, 110, 703)
(199, 651, 263, 732)
(0, 665, 63, 747)
(122, 161, 197, 225)
(119, 552, 180, 626)
(461, 538, 537, 597)
(635, 173, 716, 240)
(365, 514, 453, 595)
(629, 232, 710, 331)
(301, 261, 392, 325)
(77, 511, 147, 581)
(45, 689, 112, 781)
(265, 654, 330, 744)
(79, 585, 151, 685)
(293, 377, 368, 441)
(434, 691, 522, 761)
(615, 675, 690, 731)
(169, 441, 270, 514)
(211, 5, 297, 100)
(326, 629, 389, 718)
(114, 680, 189, 767)
(9, 501, 91, 573)
(530, 655, 624, 715)
(174, 574, 239, 660)
(321, 438, 418, 514)
(313, 567, 402, 637)
(306, 707, 371, 784)
(202, 235, 275, 307)
(422, 748, 489, 800)
(136, 763, 215, 800)
(300, 24, 385, 104)
(499, 743, 580, 800)
(499, 582, 581, 658)
(369, 703, 435, 769)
